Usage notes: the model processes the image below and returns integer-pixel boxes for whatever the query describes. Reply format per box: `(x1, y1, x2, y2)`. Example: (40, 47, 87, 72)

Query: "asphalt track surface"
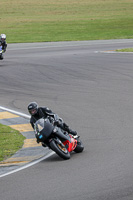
(0, 39, 133, 200)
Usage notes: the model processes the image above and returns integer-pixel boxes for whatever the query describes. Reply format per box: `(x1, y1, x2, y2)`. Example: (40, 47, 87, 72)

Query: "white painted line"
(105, 51, 133, 54)
(0, 152, 55, 178)
(95, 51, 133, 54)
(0, 106, 30, 119)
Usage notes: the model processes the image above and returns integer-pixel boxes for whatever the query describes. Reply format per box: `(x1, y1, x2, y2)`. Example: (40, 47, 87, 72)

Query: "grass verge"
(0, 124, 25, 162)
(116, 48, 133, 52)
(1, 0, 133, 43)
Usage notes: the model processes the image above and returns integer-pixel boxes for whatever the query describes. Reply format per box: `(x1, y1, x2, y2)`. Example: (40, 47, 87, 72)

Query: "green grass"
(116, 48, 133, 52)
(0, 124, 25, 162)
(1, 0, 133, 43)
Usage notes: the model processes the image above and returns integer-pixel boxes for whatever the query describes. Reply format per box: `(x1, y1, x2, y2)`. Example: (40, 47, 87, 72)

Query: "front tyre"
(49, 140, 70, 160)
(0, 54, 3, 60)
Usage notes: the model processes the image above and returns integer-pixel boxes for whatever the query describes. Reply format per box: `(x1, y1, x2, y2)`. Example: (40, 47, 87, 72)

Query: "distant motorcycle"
(0, 46, 3, 60)
(34, 117, 84, 160)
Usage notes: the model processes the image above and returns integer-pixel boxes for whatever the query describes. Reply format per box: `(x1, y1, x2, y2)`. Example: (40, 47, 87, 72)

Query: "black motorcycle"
(34, 117, 84, 160)
(0, 46, 3, 60)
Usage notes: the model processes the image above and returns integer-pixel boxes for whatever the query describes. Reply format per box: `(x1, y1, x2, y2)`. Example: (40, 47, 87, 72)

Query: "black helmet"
(28, 102, 38, 116)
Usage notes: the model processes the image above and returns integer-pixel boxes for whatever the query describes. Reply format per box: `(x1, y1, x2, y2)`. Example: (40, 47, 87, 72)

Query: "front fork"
(49, 137, 65, 149)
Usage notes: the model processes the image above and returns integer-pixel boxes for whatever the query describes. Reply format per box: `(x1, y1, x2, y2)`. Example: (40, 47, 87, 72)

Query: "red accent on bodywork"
(63, 135, 77, 152)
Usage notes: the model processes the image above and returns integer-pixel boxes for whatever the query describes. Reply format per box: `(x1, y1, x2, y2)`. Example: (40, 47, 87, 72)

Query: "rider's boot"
(63, 123, 79, 138)
(56, 121, 79, 138)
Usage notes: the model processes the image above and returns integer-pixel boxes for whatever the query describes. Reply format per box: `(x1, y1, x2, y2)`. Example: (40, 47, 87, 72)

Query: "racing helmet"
(28, 102, 38, 116)
(0, 34, 6, 42)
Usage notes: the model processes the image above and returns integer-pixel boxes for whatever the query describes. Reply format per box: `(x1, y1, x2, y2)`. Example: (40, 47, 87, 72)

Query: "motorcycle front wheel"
(49, 140, 70, 160)
(0, 54, 3, 60)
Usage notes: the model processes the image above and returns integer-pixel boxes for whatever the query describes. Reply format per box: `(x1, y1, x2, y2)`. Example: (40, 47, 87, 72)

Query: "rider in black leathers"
(0, 34, 7, 53)
(28, 102, 78, 143)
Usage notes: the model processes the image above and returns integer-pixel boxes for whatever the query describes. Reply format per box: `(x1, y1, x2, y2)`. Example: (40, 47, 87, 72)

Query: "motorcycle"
(0, 46, 3, 60)
(34, 117, 84, 160)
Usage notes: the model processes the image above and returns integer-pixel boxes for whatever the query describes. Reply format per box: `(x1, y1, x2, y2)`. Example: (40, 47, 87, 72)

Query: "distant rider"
(0, 34, 7, 53)
(28, 102, 78, 144)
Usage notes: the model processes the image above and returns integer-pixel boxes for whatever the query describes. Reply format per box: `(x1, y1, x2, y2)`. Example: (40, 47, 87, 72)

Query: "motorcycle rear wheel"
(74, 139, 84, 153)
(49, 140, 70, 160)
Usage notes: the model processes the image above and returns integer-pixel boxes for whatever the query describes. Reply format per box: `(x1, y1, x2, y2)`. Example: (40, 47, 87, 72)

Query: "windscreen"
(34, 118, 45, 132)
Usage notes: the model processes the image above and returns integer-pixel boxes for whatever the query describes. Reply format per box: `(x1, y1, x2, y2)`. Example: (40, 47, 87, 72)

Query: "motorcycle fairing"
(54, 127, 71, 142)
(63, 135, 77, 152)
(34, 118, 54, 142)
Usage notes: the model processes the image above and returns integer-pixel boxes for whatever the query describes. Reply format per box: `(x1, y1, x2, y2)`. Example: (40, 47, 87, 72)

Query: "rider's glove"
(48, 116, 54, 123)
(54, 118, 62, 126)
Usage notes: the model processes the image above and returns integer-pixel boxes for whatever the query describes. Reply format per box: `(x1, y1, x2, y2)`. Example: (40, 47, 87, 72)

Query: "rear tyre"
(49, 140, 70, 160)
(74, 139, 84, 153)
